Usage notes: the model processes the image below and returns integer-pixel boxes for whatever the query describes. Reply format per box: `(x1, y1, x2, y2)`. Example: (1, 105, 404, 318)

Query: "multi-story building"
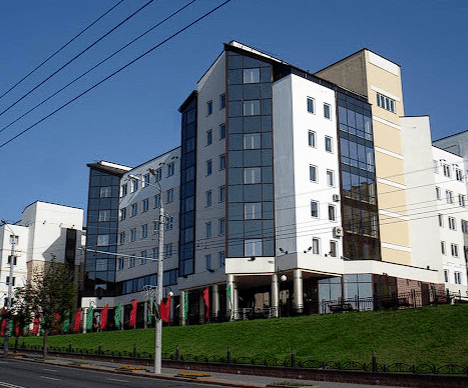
(0, 201, 84, 307)
(83, 41, 455, 324)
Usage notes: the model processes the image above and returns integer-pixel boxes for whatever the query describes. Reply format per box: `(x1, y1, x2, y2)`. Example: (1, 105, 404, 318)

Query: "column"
(212, 284, 220, 321)
(144, 301, 148, 329)
(227, 274, 235, 320)
(271, 273, 279, 318)
(83, 308, 87, 334)
(293, 269, 304, 314)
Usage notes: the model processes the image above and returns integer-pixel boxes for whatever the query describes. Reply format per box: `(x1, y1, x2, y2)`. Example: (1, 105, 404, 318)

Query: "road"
(0, 359, 225, 388)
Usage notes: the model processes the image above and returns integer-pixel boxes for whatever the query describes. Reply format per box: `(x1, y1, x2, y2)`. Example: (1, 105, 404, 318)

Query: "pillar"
(271, 273, 279, 318)
(179, 290, 186, 326)
(227, 274, 236, 320)
(212, 284, 220, 320)
(293, 269, 304, 314)
(144, 301, 148, 329)
(83, 308, 87, 334)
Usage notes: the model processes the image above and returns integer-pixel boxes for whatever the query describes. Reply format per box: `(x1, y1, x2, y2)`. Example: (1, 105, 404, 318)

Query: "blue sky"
(0, 0, 467, 223)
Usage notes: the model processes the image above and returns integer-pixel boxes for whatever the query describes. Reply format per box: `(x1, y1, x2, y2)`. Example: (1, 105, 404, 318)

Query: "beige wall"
(381, 247, 412, 266)
(373, 122, 403, 155)
(376, 182, 408, 216)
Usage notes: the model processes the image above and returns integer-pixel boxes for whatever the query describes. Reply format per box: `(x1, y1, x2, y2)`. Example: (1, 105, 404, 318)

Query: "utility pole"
(155, 205, 165, 374)
(2, 221, 16, 357)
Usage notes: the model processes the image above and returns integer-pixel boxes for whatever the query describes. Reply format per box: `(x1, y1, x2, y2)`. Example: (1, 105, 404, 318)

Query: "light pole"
(128, 172, 165, 374)
(2, 220, 16, 357)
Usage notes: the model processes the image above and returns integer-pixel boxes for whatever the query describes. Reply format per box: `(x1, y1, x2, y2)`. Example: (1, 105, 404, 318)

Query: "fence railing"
(17, 343, 468, 376)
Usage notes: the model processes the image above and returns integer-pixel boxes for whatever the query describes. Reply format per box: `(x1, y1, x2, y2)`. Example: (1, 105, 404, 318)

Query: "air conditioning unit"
(333, 226, 344, 238)
(332, 194, 340, 202)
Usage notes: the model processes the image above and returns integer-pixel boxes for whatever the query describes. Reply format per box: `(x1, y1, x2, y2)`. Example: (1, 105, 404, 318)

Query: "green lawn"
(11, 304, 468, 366)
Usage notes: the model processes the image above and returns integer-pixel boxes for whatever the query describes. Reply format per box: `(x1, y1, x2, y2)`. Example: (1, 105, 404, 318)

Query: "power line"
(0, 0, 234, 149)
(0, 0, 127, 101)
(0, 0, 156, 117)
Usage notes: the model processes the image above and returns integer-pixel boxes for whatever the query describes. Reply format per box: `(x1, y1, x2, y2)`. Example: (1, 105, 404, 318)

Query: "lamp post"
(128, 172, 165, 374)
(2, 220, 16, 357)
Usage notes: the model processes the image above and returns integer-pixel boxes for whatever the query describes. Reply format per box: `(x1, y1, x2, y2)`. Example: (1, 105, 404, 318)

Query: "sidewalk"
(11, 352, 407, 388)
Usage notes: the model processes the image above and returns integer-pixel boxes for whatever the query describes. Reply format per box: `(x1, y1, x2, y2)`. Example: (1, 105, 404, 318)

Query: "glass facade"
(179, 94, 197, 276)
(84, 166, 121, 297)
(337, 91, 380, 260)
(226, 50, 275, 257)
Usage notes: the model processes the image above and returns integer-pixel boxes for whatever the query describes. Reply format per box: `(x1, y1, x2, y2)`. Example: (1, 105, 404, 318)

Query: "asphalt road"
(0, 359, 225, 388)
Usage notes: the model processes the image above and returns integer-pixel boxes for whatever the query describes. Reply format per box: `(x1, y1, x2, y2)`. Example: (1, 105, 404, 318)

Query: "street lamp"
(2, 220, 16, 357)
(128, 171, 165, 374)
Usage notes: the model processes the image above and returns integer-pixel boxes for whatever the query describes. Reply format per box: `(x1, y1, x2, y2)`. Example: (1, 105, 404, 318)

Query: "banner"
(160, 295, 171, 323)
(73, 310, 81, 332)
(0, 317, 5, 337)
(114, 304, 122, 328)
(226, 285, 232, 317)
(63, 312, 70, 332)
(32, 316, 40, 335)
(14, 320, 20, 336)
(203, 287, 210, 319)
(147, 301, 153, 325)
(183, 291, 188, 319)
(129, 300, 138, 328)
(100, 304, 109, 330)
(86, 306, 93, 331)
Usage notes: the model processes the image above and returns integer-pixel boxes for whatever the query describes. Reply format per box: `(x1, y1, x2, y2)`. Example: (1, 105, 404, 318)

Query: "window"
(219, 154, 226, 170)
(309, 165, 317, 182)
(449, 217, 456, 230)
(311, 201, 319, 218)
(165, 243, 173, 258)
(118, 257, 124, 270)
(130, 228, 137, 242)
(244, 133, 261, 149)
(165, 216, 173, 231)
(153, 221, 159, 233)
(143, 174, 150, 187)
(452, 244, 459, 257)
(6, 277, 15, 286)
(307, 97, 315, 114)
(312, 238, 320, 254)
(206, 222, 212, 238)
(456, 169, 463, 181)
(9, 235, 18, 245)
(436, 186, 441, 200)
(220, 93, 226, 109)
(446, 190, 454, 204)
(465, 246, 468, 260)
(206, 190, 212, 207)
(154, 193, 161, 208)
(324, 103, 331, 119)
(308, 131, 316, 148)
(433, 160, 439, 174)
(205, 254, 212, 271)
(438, 214, 444, 227)
(167, 162, 175, 177)
(142, 198, 149, 213)
(219, 251, 226, 267)
(154, 167, 162, 182)
(140, 250, 148, 265)
(206, 160, 213, 175)
(245, 239, 262, 256)
(220, 123, 226, 140)
(166, 189, 174, 203)
(120, 208, 126, 221)
(326, 170, 335, 187)
(442, 163, 451, 178)
(130, 179, 138, 193)
(97, 235, 109, 246)
(243, 100, 260, 116)
(206, 130, 213, 145)
(328, 205, 336, 221)
(462, 220, 468, 234)
(119, 232, 126, 245)
(152, 247, 159, 260)
(121, 184, 128, 197)
(7, 256, 17, 265)
(141, 224, 148, 239)
(444, 270, 449, 283)
(207, 100, 213, 116)
(219, 218, 226, 235)
(441, 241, 446, 255)
(98, 210, 110, 222)
(455, 272, 462, 284)
(325, 136, 333, 153)
(243, 68, 260, 83)
(459, 194, 466, 207)
(329, 241, 337, 257)
(219, 186, 226, 203)
(245, 203, 262, 219)
(129, 256, 135, 268)
(244, 167, 261, 184)
(376, 93, 396, 113)
(131, 203, 138, 216)
(100, 187, 112, 198)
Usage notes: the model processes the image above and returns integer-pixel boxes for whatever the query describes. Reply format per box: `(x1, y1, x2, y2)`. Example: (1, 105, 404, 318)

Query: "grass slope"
(14, 304, 468, 366)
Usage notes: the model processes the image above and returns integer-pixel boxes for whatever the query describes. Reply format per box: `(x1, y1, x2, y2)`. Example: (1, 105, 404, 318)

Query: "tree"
(15, 260, 77, 359)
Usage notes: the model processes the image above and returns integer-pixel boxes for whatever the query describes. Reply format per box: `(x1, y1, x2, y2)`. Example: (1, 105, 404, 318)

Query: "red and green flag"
(114, 304, 122, 328)
(100, 304, 109, 330)
(73, 310, 81, 332)
(86, 306, 93, 331)
(129, 300, 138, 328)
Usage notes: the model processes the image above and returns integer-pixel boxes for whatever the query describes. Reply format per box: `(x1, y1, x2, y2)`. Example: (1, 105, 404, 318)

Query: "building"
(83, 41, 456, 324)
(0, 201, 84, 307)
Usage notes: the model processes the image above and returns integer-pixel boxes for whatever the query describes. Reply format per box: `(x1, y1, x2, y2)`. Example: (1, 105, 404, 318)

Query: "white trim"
(373, 116, 401, 130)
(381, 242, 412, 253)
(377, 177, 406, 190)
(371, 85, 401, 102)
(379, 209, 409, 221)
(375, 146, 404, 160)
(368, 51, 400, 76)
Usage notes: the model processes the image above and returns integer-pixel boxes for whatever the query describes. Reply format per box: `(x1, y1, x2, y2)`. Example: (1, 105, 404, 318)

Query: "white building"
(0, 201, 84, 307)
